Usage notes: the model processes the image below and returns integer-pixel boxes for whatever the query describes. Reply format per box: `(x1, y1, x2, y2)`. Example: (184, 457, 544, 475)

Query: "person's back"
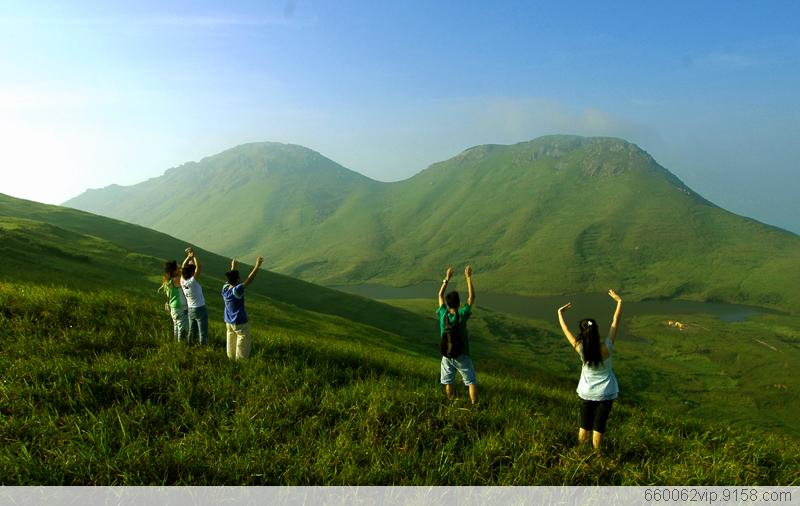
(160, 260, 188, 342)
(181, 273, 205, 309)
(437, 303, 471, 357)
(577, 337, 619, 401)
(180, 249, 208, 346)
(164, 281, 186, 310)
(557, 290, 623, 450)
(222, 282, 247, 324)
(222, 257, 263, 360)
(436, 265, 479, 405)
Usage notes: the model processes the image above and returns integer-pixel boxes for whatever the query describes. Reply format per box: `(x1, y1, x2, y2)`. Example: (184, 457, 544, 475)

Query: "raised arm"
(437, 267, 454, 307)
(193, 252, 202, 278)
(465, 265, 475, 306)
(230, 258, 237, 271)
(181, 249, 193, 270)
(558, 303, 580, 352)
(242, 257, 264, 288)
(607, 289, 622, 344)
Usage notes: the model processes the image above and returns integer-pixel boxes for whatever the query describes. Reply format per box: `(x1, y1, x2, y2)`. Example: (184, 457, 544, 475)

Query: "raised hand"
(256, 256, 264, 267)
(608, 289, 622, 303)
(230, 258, 237, 270)
(558, 302, 572, 313)
(445, 267, 455, 280)
(465, 265, 473, 278)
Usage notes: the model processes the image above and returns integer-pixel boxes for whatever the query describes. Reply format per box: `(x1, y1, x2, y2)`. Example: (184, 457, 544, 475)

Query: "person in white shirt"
(180, 248, 209, 346)
(557, 290, 623, 450)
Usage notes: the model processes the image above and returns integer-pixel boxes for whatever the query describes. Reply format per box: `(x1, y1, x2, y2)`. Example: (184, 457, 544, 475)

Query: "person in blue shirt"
(557, 289, 623, 450)
(222, 256, 264, 360)
(436, 265, 478, 405)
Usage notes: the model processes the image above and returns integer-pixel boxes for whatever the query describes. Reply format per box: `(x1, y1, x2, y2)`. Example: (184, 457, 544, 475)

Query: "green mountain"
(64, 142, 378, 258)
(65, 136, 800, 311)
(1, 193, 798, 484)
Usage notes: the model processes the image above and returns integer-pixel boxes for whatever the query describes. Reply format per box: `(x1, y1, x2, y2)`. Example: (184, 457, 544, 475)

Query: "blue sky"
(1, 1, 798, 232)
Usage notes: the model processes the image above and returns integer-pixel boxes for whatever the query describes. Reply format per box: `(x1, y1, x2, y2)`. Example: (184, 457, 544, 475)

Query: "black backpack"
(440, 311, 464, 358)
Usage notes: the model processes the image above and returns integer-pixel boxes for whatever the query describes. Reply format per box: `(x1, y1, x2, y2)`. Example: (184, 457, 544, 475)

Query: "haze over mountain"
(65, 135, 800, 311)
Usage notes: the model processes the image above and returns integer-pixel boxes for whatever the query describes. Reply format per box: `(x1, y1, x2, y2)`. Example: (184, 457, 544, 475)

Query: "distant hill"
(64, 136, 800, 311)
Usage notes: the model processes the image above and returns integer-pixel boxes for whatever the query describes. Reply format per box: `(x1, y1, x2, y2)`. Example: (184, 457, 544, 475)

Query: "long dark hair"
(578, 318, 602, 367)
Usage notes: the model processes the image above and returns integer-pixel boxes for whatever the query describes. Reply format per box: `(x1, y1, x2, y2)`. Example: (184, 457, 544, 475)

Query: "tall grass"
(1, 283, 797, 485)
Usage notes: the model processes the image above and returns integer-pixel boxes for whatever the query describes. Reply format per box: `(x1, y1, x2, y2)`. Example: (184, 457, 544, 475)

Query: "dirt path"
(753, 338, 778, 351)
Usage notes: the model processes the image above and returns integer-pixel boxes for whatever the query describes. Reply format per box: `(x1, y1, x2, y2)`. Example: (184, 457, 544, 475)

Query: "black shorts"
(580, 399, 614, 433)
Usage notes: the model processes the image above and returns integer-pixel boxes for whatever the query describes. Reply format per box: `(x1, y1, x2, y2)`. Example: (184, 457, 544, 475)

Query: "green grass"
(385, 298, 800, 438)
(2, 192, 799, 484)
(1, 283, 798, 485)
(64, 135, 800, 312)
(0, 193, 436, 344)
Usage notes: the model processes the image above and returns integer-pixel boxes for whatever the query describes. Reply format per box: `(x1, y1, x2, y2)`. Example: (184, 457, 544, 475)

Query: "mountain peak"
(452, 135, 649, 163)
(441, 135, 655, 180)
(156, 141, 372, 183)
(209, 141, 324, 160)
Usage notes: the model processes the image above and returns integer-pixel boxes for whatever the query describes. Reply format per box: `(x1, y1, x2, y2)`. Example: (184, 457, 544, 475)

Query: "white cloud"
(429, 96, 653, 145)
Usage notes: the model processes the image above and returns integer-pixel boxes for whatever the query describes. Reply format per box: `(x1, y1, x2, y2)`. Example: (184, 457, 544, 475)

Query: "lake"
(330, 282, 769, 332)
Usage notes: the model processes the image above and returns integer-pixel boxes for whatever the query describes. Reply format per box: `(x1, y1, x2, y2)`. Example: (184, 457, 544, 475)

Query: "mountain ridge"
(63, 135, 800, 311)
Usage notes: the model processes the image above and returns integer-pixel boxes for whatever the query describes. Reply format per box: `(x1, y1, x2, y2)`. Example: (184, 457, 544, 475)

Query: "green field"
(384, 299, 800, 438)
(1, 193, 799, 484)
(2, 284, 798, 485)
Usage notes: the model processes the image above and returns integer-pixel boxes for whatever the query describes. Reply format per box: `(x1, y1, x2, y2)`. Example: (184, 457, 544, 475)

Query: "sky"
(1, 1, 798, 232)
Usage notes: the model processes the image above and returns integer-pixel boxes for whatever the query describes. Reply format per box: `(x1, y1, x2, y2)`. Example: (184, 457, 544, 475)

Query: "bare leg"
(468, 384, 479, 404)
(445, 384, 454, 399)
(592, 431, 603, 449)
(578, 428, 589, 445)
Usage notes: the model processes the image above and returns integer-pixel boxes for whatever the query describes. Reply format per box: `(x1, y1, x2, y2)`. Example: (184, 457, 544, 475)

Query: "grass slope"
(2, 284, 798, 485)
(386, 299, 800, 439)
(65, 136, 800, 311)
(0, 193, 430, 345)
(2, 194, 798, 484)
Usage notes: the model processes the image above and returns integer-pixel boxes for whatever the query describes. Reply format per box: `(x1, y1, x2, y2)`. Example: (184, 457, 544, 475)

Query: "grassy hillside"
(386, 299, 800, 439)
(0, 193, 432, 345)
(5, 194, 798, 438)
(2, 194, 799, 484)
(64, 135, 800, 311)
(2, 285, 798, 485)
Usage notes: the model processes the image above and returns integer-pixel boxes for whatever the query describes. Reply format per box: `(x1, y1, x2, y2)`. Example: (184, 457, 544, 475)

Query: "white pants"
(226, 322, 251, 360)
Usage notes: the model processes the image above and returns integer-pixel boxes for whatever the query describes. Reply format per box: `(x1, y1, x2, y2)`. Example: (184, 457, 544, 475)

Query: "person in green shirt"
(436, 265, 478, 405)
(159, 260, 188, 342)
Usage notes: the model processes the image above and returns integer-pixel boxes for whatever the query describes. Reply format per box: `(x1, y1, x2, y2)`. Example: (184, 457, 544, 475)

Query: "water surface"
(331, 282, 767, 332)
